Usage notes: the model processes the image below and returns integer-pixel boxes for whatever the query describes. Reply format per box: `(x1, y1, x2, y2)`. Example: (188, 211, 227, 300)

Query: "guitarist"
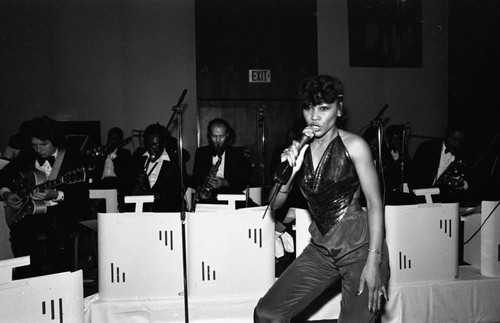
(0, 116, 90, 279)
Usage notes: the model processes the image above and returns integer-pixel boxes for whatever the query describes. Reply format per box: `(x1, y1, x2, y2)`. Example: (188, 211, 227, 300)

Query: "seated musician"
(189, 118, 253, 208)
(90, 126, 132, 209)
(124, 123, 184, 212)
(0, 116, 90, 279)
(410, 124, 473, 205)
(382, 124, 414, 205)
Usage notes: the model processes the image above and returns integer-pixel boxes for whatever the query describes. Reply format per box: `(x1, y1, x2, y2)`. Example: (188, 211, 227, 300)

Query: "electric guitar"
(434, 158, 467, 196)
(4, 167, 86, 228)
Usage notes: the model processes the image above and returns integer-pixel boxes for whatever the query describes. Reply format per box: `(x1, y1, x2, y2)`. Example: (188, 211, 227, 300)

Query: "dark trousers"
(254, 243, 380, 323)
(10, 213, 74, 279)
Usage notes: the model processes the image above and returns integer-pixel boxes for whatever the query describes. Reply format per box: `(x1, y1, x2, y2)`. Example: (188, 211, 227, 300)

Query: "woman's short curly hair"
(298, 75, 344, 108)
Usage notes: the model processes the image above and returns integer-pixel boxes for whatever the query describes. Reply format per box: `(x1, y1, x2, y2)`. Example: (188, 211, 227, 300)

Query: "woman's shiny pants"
(254, 243, 379, 323)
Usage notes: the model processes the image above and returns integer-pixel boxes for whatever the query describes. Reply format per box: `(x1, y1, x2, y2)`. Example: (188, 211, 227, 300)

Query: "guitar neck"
(35, 177, 63, 191)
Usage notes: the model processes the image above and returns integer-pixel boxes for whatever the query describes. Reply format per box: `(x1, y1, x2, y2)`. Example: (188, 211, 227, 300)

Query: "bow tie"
(37, 156, 56, 167)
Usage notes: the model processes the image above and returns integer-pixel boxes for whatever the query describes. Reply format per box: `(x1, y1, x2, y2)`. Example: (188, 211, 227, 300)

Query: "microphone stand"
(258, 107, 266, 204)
(172, 89, 189, 323)
(370, 118, 386, 205)
(400, 123, 409, 192)
(167, 89, 188, 130)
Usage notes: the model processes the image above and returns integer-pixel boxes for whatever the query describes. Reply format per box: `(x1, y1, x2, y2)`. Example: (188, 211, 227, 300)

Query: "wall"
(0, 0, 450, 259)
(0, 0, 447, 169)
(0, 0, 197, 171)
(317, 0, 448, 154)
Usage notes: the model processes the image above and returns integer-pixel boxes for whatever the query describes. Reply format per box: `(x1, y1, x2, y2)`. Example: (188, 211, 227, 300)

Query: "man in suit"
(190, 118, 252, 206)
(0, 116, 90, 278)
(410, 125, 470, 204)
(125, 123, 183, 212)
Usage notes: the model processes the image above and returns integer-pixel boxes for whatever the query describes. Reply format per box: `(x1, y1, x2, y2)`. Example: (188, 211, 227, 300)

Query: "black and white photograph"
(0, 0, 499, 322)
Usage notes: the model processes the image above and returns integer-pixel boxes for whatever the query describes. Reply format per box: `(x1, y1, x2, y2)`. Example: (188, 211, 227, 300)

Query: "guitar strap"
(49, 149, 66, 181)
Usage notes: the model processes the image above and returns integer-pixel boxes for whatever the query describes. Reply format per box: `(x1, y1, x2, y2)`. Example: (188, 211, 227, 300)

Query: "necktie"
(37, 156, 56, 167)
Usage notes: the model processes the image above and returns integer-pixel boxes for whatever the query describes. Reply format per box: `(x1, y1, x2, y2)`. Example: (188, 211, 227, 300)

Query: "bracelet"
(368, 248, 383, 255)
(278, 189, 290, 194)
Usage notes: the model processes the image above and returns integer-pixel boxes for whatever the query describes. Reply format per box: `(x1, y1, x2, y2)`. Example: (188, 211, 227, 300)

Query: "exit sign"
(249, 69, 271, 83)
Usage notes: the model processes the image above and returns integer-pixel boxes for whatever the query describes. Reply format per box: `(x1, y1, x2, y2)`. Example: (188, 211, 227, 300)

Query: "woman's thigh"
(254, 244, 341, 322)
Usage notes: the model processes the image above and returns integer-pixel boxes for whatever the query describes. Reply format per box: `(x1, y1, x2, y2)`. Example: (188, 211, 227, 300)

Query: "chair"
(72, 189, 118, 274)
(244, 186, 262, 206)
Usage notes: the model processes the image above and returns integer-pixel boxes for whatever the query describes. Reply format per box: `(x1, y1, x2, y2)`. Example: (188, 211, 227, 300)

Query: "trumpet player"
(90, 127, 131, 206)
(190, 118, 252, 205)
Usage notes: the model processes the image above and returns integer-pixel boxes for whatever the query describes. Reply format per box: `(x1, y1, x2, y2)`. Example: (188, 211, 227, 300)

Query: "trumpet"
(86, 136, 132, 171)
(89, 136, 133, 160)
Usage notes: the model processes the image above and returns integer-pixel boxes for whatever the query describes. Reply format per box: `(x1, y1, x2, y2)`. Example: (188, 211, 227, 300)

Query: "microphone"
(175, 89, 188, 107)
(374, 104, 389, 120)
(273, 127, 315, 184)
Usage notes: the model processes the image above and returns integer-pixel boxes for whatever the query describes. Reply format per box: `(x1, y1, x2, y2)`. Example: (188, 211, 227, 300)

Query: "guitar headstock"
(61, 167, 87, 184)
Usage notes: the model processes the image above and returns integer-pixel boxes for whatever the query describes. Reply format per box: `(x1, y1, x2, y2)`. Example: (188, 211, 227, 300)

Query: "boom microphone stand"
(400, 123, 410, 192)
(258, 107, 266, 204)
(373, 119, 386, 204)
(171, 88, 189, 322)
(366, 103, 389, 205)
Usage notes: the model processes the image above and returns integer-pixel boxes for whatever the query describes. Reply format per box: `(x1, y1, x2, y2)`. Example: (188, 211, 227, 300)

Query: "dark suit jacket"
(0, 147, 90, 234)
(191, 145, 251, 197)
(125, 147, 183, 212)
(410, 139, 444, 190)
(410, 139, 472, 204)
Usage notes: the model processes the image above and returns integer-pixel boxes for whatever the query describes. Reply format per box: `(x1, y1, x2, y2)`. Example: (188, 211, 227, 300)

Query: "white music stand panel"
(187, 207, 275, 298)
(98, 212, 184, 301)
(89, 189, 118, 213)
(293, 207, 314, 254)
(385, 203, 459, 285)
(0, 267, 84, 323)
(480, 201, 500, 277)
(463, 209, 481, 269)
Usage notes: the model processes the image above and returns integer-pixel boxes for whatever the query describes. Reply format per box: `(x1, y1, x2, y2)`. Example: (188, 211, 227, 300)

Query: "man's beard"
(213, 143, 225, 157)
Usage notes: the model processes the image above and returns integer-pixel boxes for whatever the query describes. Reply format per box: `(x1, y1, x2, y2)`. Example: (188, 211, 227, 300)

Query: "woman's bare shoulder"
(339, 130, 371, 158)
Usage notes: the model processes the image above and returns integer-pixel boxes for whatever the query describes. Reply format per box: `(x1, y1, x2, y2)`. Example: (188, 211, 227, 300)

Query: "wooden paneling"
(195, 0, 317, 188)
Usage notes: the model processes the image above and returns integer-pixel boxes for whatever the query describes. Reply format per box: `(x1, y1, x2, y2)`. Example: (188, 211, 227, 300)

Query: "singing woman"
(254, 75, 389, 322)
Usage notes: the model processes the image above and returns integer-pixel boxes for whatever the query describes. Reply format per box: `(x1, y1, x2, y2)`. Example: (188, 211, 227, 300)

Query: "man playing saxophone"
(124, 123, 184, 212)
(189, 118, 252, 206)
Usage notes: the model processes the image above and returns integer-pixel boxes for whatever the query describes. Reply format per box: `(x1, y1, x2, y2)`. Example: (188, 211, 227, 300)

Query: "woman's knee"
(254, 298, 283, 323)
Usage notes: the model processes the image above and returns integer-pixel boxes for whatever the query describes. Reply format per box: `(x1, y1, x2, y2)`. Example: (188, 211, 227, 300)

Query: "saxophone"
(197, 155, 223, 201)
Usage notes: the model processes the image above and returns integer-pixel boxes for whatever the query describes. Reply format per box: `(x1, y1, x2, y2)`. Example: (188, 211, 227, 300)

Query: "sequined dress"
(298, 135, 369, 266)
